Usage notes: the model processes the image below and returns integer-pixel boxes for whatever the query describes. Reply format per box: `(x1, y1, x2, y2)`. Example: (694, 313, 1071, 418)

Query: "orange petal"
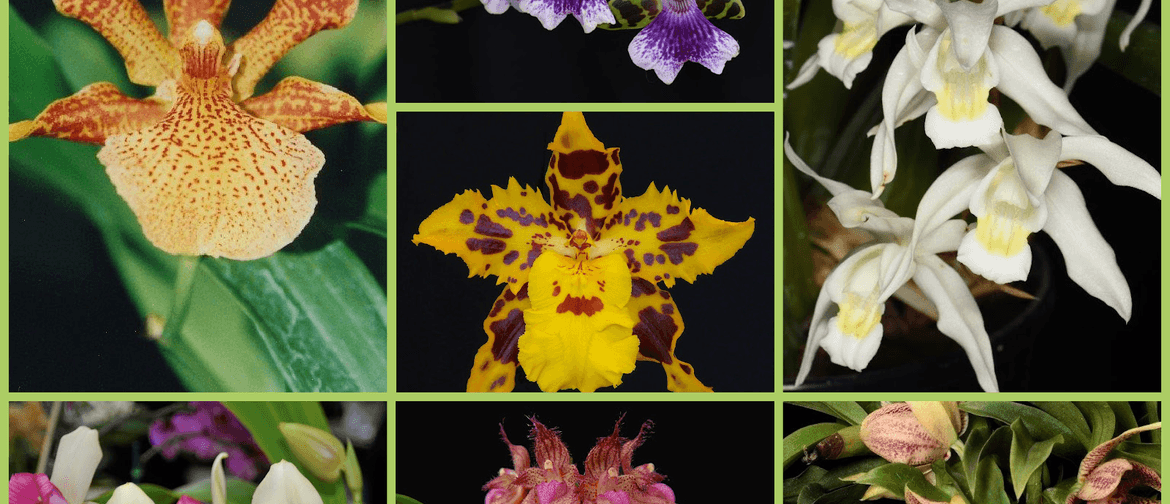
(228, 0, 360, 100)
(164, 0, 232, 46)
(467, 285, 531, 393)
(97, 21, 324, 260)
(55, 0, 180, 86)
(626, 278, 712, 392)
(240, 77, 385, 133)
(9, 82, 168, 144)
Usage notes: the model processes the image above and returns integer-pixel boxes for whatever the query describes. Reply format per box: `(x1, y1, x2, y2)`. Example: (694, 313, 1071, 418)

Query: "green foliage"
(224, 403, 347, 504)
(790, 402, 869, 426)
(601, 0, 745, 30)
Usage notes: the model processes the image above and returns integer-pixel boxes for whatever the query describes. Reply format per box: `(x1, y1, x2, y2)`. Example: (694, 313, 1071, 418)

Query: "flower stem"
(160, 255, 201, 346)
(35, 401, 63, 474)
(396, 0, 482, 25)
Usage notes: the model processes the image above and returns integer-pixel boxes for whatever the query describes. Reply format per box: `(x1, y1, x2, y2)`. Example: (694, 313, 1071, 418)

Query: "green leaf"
(783, 422, 845, 469)
(786, 466, 830, 504)
(1009, 418, 1062, 499)
(1115, 442, 1162, 474)
(1042, 476, 1078, 504)
(41, 15, 136, 94)
(349, 172, 387, 237)
(223, 402, 346, 504)
(396, 495, 426, 504)
(962, 402, 1080, 457)
(1110, 402, 1139, 432)
(798, 484, 869, 504)
(1076, 402, 1116, 452)
(1098, 11, 1159, 96)
(973, 456, 1012, 504)
(972, 426, 1013, 497)
(853, 463, 952, 502)
(1032, 403, 1091, 450)
(273, 0, 387, 92)
(202, 242, 388, 392)
(92, 484, 177, 504)
(790, 402, 869, 426)
(601, 0, 745, 30)
(175, 478, 258, 504)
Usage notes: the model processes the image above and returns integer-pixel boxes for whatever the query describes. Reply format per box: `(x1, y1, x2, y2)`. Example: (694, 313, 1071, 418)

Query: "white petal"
(937, 0, 998, 69)
(1004, 130, 1062, 196)
(1060, 135, 1162, 199)
(990, 26, 1098, 136)
(480, 0, 515, 14)
(795, 281, 836, 386)
(821, 318, 884, 371)
(107, 484, 154, 504)
(871, 27, 937, 194)
(253, 461, 324, 504)
(1120, 0, 1153, 50)
(786, 133, 901, 228)
(1061, 5, 1111, 93)
(51, 427, 102, 504)
(996, 0, 1066, 17)
(885, 0, 944, 26)
(924, 98, 1003, 149)
(212, 453, 228, 504)
(1019, 8, 1080, 49)
(917, 219, 967, 256)
(957, 227, 1033, 283)
(913, 153, 992, 242)
(787, 51, 825, 90)
(913, 255, 1000, 392)
(1042, 171, 1133, 321)
(817, 33, 876, 89)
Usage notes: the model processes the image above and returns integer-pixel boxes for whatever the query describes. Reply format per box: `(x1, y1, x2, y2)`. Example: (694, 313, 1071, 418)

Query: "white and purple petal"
(628, 0, 739, 84)
(516, 0, 616, 33)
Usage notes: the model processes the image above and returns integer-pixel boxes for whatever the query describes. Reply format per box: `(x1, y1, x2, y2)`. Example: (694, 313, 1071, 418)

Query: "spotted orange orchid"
(9, 0, 387, 260)
(413, 112, 755, 393)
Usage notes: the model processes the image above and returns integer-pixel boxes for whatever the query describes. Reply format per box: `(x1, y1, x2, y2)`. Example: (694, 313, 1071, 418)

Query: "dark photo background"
(395, 0, 774, 102)
(397, 112, 775, 392)
(396, 400, 773, 502)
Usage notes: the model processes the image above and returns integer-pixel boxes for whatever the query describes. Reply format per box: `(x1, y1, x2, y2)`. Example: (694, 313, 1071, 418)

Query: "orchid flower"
(252, 461, 325, 504)
(9, 0, 386, 260)
(786, 135, 999, 392)
(868, 0, 1097, 195)
(1009, 0, 1153, 93)
(787, 0, 914, 89)
(484, 418, 676, 504)
(10, 426, 102, 504)
(1067, 423, 1162, 504)
(859, 402, 967, 466)
(414, 112, 754, 392)
(477, 0, 743, 84)
(919, 130, 1160, 321)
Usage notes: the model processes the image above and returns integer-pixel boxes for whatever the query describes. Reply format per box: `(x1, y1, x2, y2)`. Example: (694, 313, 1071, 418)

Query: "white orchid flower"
(107, 484, 155, 504)
(1010, 0, 1153, 93)
(920, 129, 1160, 321)
(869, 0, 1098, 195)
(787, 0, 914, 89)
(51, 426, 102, 504)
(786, 134, 1000, 392)
(252, 461, 324, 504)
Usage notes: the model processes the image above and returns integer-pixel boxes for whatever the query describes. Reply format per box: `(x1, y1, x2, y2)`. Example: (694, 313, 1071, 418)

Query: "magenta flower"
(9, 474, 68, 504)
(627, 0, 739, 84)
(483, 418, 676, 504)
(149, 402, 267, 480)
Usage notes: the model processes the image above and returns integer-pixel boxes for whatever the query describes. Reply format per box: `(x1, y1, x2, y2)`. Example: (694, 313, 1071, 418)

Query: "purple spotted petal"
(627, 0, 739, 84)
(518, 0, 616, 32)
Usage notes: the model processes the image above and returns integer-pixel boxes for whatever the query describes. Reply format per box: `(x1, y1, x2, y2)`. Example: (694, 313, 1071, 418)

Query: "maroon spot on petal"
(521, 191, 527, 196)
(659, 290, 671, 300)
(557, 149, 610, 179)
(594, 173, 619, 210)
(489, 308, 526, 363)
(489, 375, 507, 390)
(474, 214, 513, 238)
(498, 207, 549, 228)
(480, 360, 489, 371)
(656, 217, 694, 242)
(548, 155, 556, 170)
(633, 306, 676, 364)
(583, 181, 599, 193)
(624, 248, 641, 273)
(489, 299, 506, 317)
(631, 277, 657, 297)
(503, 250, 520, 265)
(552, 285, 561, 297)
(482, 203, 488, 209)
(680, 362, 692, 375)
(623, 209, 638, 226)
(634, 212, 661, 231)
(467, 238, 506, 254)
(656, 254, 665, 264)
(643, 253, 655, 265)
(516, 283, 529, 300)
(610, 147, 621, 166)
(666, 205, 679, 215)
(659, 243, 698, 264)
(459, 209, 474, 224)
(664, 273, 671, 279)
(556, 295, 604, 316)
(662, 303, 674, 314)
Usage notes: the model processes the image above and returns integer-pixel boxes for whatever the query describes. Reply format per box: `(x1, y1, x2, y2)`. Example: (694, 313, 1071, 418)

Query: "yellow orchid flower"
(10, 0, 386, 260)
(413, 112, 755, 393)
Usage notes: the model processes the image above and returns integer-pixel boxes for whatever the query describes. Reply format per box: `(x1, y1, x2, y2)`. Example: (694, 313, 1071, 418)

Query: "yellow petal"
(544, 112, 624, 239)
(55, 0, 180, 86)
(164, 0, 231, 46)
(413, 178, 560, 290)
(98, 22, 324, 260)
(240, 77, 384, 133)
(467, 284, 531, 393)
(603, 183, 754, 288)
(518, 253, 638, 392)
(9, 82, 169, 144)
(626, 277, 712, 392)
(228, 0, 360, 100)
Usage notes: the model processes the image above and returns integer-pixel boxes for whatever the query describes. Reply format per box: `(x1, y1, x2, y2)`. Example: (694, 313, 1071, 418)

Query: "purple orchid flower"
(627, 0, 739, 84)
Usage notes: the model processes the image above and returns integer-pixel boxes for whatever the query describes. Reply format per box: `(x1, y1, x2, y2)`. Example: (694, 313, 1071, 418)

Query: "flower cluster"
(483, 418, 676, 504)
(149, 402, 268, 480)
(414, 112, 754, 393)
(9, 0, 386, 260)
(786, 0, 1159, 391)
(479, 0, 744, 84)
